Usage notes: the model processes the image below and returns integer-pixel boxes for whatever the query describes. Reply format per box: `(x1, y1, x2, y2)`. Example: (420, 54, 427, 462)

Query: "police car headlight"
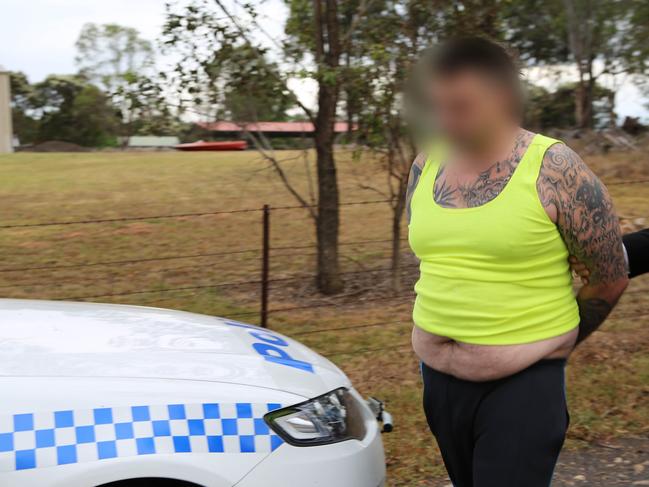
(264, 388, 366, 446)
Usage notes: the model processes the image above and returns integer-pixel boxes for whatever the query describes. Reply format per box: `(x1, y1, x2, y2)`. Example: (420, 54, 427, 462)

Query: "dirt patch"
(20, 141, 89, 152)
(554, 437, 649, 486)
(113, 222, 157, 236)
(16, 241, 49, 250)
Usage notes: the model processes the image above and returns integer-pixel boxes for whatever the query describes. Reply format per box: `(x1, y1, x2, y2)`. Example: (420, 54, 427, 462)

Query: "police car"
(0, 299, 388, 487)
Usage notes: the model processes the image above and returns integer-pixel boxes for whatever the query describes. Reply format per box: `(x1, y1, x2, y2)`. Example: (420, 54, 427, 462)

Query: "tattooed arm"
(406, 153, 426, 224)
(538, 144, 629, 345)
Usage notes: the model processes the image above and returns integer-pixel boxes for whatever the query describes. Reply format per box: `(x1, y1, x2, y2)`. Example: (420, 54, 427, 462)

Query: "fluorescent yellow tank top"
(408, 134, 579, 345)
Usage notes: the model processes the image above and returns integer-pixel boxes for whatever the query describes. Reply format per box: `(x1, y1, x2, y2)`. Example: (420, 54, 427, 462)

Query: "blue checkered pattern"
(0, 402, 284, 472)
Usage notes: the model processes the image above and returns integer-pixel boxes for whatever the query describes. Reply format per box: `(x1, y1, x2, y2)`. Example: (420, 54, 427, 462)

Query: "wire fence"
(0, 199, 393, 230)
(0, 197, 418, 337)
(2, 177, 648, 359)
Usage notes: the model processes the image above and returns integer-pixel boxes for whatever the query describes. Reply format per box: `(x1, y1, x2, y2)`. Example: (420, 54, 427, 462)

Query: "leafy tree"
(524, 82, 615, 130)
(162, 6, 295, 122)
(75, 23, 154, 93)
(504, 0, 645, 128)
(75, 23, 158, 137)
(219, 45, 295, 122)
(625, 0, 649, 75)
(9, 72, 39, 144)
(163, 0, 377, 294)
(116, 73, 182, 136)
(31, 75, 119, 146)
(68, 84, 121, 146)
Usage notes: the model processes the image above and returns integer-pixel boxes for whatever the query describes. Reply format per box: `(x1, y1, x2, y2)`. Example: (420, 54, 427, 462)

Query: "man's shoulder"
(536, 139, 594, 212)
(539, 139, 587, 177)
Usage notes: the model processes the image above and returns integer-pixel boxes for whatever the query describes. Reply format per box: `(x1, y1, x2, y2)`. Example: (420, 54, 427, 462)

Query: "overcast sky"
(1, 0, 647, 121)
(1, 0, 167, 80)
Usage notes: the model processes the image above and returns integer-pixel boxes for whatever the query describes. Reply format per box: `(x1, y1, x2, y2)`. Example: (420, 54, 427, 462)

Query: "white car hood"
(0, 299, 350, 399)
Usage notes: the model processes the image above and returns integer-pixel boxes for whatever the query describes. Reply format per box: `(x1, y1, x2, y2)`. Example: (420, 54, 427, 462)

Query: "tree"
(69, 84, 121, 146)
(562, 0, 608, 129)
(75, 23, 154, 93)
(504, 0, 644, 129)
(9, 72, 39, 144)
(219, 45, 295, 122)
(75, 23, 156, 138)
(116, 73, 183, 136)
(163, 0, 374, 294)
(524, 81, 615, 130)
(32, 75, 119, 146)
(283, 0, 347, 293)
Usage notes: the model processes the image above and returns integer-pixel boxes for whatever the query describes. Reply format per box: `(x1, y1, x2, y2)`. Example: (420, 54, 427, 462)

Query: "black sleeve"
(623, 228, 649, 279)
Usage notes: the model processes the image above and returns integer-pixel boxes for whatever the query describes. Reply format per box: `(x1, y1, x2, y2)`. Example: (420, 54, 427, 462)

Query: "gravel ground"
(553, 438, 649, 486)
(431, 437, 649, 486)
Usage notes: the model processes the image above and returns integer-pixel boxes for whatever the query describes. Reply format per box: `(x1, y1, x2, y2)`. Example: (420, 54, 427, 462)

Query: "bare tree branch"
(244, 128, 317, 221)
(358, 183, 390, 198)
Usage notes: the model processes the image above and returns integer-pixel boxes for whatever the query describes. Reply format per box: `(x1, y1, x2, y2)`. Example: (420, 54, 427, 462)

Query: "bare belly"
(412, 325, 578, 382)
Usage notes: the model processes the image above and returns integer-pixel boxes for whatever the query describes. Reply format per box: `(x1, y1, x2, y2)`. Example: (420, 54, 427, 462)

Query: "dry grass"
(0, 145, 648, 486)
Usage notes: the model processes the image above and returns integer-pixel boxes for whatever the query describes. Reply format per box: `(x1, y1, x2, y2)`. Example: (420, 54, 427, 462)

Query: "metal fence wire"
(0, 198, 418, 331)
(1, 177, 647, 349)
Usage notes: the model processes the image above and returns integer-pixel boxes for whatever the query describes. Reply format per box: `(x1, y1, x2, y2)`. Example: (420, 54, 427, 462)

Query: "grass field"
(1, 147, 648, 485)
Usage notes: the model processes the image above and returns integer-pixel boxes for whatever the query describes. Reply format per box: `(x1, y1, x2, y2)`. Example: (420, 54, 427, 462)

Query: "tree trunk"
(607, 89, 617, 128)
(575, 65, 595, 129)
(574, 76, 588, 128)
(390, 184, 407, 294)
(312, 0, 343, 295)
(564, 0, 595, 129)
(585, 63, 595, 127)
(389, 134, 414, 294)
(315, 80, 343, 295)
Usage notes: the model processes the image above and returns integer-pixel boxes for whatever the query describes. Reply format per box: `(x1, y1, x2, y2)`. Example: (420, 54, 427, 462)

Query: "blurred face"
(428, 70, 516, 149)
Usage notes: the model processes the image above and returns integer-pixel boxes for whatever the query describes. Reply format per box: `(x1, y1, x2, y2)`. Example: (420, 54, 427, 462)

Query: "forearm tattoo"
(537, 143, 627, 343)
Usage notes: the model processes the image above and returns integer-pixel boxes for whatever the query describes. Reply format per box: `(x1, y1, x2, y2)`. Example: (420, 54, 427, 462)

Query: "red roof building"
(197, 121, 355, 136)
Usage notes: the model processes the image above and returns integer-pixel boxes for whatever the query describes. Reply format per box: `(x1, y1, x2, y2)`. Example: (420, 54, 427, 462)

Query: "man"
(406, 37, 629, 487)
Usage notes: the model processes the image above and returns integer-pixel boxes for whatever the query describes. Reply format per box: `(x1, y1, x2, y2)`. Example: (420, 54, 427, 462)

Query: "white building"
(125, 136, 180, 149)
(0, 67, 13, 153)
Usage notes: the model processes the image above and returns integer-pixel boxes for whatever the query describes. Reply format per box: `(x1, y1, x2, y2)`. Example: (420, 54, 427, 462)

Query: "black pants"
(422, 359, 569, 487)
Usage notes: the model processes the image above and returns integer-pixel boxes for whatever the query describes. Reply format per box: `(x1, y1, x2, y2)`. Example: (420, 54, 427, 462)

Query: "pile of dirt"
(551, 128, 641, 155)
(19, 141, 89, 152)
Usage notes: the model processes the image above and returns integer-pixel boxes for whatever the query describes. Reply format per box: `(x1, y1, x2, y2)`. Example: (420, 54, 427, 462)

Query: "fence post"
(260, 204, 270, 328)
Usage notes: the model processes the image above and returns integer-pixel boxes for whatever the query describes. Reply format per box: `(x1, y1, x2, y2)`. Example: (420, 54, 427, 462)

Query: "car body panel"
(0, 300, 350, 398)
(0, 299, 385, 487)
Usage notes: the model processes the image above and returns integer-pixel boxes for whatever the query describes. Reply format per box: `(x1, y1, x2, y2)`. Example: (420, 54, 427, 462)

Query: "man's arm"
(406, 153, 426, 224)
(538, 143, 629, 344)
(570, 228, 649, 282)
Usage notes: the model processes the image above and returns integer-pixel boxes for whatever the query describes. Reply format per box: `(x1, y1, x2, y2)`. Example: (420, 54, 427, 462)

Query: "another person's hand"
(569, 255, 590, 285)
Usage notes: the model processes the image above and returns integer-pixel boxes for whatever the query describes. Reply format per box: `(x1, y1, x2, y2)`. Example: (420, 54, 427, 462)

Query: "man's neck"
(454, 124, 522, 170)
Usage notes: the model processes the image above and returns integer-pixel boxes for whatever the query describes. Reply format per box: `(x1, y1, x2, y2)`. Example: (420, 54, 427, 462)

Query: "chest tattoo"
(433, 131, 534, 209)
